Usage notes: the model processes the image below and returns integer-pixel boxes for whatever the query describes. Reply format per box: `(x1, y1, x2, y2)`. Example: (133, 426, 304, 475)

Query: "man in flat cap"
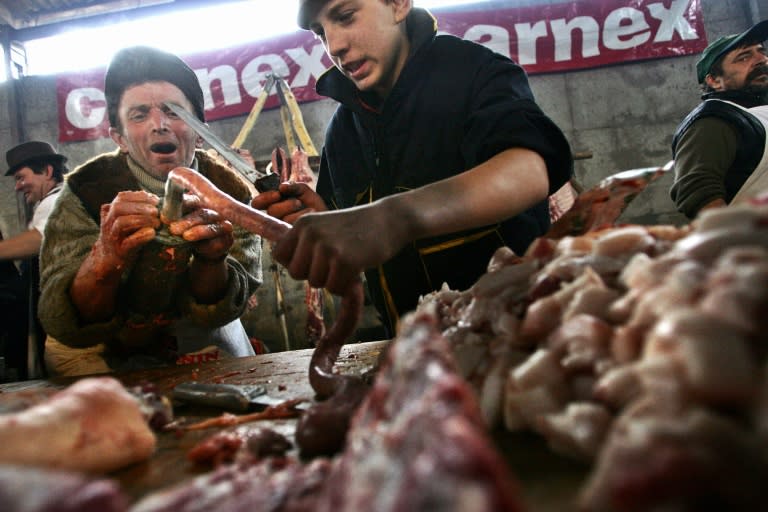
(0, 141, 68, 379)
(670, 20, 768, 218)
(38, 46, 262, 376)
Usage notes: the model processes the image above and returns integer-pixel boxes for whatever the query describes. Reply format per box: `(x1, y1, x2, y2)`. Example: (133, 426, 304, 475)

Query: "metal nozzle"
(161, 177, 185, 223)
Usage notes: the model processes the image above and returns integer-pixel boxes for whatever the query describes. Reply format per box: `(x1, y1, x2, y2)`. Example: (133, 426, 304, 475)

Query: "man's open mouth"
(150, 142, 177, 154)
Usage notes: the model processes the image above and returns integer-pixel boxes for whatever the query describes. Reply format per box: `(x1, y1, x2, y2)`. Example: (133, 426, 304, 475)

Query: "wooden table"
(0, 340, 588, 510)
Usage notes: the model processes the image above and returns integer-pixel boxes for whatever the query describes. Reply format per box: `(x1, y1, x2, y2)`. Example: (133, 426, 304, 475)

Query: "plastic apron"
(728, 103, 768, 204)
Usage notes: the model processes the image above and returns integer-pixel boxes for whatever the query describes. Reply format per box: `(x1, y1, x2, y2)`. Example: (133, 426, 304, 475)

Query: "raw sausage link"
(168, 168, 291, 241)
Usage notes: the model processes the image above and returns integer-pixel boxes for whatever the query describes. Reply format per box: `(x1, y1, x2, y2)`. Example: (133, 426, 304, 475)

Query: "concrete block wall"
(0, 0, 762, 350)
(536, 0, 757, 189)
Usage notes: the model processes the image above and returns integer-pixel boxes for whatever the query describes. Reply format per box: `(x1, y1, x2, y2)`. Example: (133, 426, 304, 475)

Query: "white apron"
(720, 101, 768, 204)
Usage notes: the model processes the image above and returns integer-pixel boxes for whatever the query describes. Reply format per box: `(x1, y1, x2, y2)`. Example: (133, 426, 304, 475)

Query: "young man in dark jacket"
(670, 20, 768, 218)
(254, 0, 573, 336)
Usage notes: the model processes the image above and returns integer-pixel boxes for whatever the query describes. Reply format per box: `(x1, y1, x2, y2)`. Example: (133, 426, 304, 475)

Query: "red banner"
(57, 0, 706, 142)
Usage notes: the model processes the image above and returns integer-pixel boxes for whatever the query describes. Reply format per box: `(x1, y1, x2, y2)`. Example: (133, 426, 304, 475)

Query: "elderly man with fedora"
(0, 141, 68, 380)
(1, 141, 67, 261)
(670, 20, 768, 218)
(38, 46, 262, 376)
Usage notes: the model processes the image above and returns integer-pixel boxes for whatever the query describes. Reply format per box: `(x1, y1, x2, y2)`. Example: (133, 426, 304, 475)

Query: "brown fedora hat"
(5, 141, 67, 176)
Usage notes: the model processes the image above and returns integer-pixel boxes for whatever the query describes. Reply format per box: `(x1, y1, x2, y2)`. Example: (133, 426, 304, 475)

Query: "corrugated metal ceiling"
(0, 1, 173, 30)
(0, 0, 241, 40)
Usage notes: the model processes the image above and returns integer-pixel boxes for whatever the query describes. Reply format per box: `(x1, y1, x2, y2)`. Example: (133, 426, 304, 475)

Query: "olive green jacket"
(39, 149, 262, 364)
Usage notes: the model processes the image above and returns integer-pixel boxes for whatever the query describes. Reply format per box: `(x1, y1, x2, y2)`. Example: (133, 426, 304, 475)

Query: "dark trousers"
(0, 259, 28, 381)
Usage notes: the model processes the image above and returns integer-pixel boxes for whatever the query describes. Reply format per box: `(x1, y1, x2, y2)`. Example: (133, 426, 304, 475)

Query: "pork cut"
(0, 377, 157, 473)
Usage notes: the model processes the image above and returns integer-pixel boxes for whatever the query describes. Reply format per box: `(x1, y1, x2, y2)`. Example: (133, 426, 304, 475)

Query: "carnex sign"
(56, 0, 706, 142)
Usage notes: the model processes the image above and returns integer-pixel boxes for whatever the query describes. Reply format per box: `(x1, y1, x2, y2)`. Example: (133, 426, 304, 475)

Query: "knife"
(171, 382, 286, 412)
(163, 101, 281, 192)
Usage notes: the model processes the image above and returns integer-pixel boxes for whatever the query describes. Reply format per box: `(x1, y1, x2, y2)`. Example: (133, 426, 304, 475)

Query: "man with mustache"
(38, 46, 262, 376)
(670, 20, 768, 218)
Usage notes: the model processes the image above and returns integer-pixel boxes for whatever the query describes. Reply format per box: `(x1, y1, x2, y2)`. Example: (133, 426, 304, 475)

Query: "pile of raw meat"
(133, 196, 768, 511)
(421, 197, 768, 510)
(0, 378, 171, 511)
(0, 297, 524, 512)
(129, 310, 524, 512)
(4, 196, 768, 511)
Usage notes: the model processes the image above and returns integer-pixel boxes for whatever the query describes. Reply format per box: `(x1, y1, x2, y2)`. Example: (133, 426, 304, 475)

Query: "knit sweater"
(38, 149, 262, 367)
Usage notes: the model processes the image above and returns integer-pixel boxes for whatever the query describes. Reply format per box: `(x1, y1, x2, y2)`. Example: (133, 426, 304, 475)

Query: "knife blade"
(172, 382, 286, 412)
(163, 101, 271, 185)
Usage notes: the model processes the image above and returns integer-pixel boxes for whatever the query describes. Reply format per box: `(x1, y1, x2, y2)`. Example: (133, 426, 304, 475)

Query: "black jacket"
(315, 8, 573, 334)
(672, 90, 766, 204)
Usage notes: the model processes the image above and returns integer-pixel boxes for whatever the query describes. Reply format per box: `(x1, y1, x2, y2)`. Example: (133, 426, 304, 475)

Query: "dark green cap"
(104, 46, 205, 127)
(298, 0, 328, 30)
(696, 20, 768, 84)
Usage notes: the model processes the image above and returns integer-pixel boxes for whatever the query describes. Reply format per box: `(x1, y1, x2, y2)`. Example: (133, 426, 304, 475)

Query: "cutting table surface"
(0, 340, 588, 510)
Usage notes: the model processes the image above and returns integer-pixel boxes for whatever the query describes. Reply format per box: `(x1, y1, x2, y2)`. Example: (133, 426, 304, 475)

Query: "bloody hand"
(251, 182, 327, 225)
(94, 190, 161, 270)
(167, 205, 234, 262)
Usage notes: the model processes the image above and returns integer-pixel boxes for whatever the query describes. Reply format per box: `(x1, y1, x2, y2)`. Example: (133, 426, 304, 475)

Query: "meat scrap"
(131, 458, 333, 512)
(0, 377, 157, 473)
(186, 431, 244, 467)
(0, 464, 129, 512)
(318, 308, 524, 512)
(579, 398, 768, 511)
(187, 427, 293, 467)
(129, 382, 175, 431)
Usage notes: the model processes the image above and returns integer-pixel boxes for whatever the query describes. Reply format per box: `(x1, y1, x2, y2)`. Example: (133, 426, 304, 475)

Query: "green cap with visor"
(696, 20, 768, 84)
